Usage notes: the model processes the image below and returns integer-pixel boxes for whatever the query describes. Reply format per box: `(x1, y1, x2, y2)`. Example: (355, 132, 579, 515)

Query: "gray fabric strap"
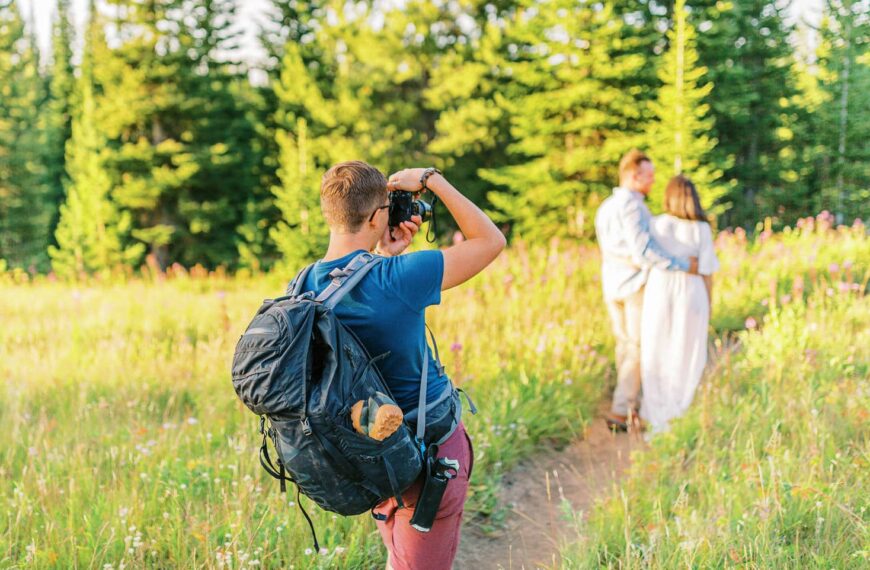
(415, 346, 428, 443)
(404, 383, 453, 424)
(315, 252, 382, 310)
(286, 263, 316, 296)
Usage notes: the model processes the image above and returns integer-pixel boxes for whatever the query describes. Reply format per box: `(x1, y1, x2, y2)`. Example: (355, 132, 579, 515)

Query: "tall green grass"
(563, 277, 868, 566)
(0, 244, 613, 569)
(1, 221, 866, 568)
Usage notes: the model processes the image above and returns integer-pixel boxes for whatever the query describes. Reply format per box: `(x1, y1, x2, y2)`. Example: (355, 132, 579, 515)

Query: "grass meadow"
(1, 216, 867, 568)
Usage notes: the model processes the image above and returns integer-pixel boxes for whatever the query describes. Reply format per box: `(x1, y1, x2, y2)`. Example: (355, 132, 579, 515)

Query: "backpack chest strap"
(315, 252, 382, 309)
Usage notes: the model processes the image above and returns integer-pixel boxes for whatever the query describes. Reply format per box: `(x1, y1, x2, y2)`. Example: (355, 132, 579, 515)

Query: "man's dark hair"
(320, 161, 388, 232)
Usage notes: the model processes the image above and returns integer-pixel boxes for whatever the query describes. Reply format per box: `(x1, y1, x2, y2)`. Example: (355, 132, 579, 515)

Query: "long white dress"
(640, 214, 719, 433)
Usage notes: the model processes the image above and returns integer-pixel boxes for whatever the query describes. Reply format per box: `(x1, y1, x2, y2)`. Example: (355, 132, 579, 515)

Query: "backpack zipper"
(301, 417, 312, 436)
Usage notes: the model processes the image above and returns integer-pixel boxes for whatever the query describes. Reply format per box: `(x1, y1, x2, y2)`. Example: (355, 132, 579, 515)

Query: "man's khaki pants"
(605, 287, 644, 416)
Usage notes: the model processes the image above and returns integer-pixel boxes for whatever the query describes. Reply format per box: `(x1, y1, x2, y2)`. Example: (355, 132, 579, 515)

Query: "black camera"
(388, 191, 433, 228)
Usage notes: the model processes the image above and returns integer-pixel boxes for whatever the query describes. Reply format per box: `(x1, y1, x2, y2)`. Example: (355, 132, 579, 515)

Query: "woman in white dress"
(640, 175, 719, 434)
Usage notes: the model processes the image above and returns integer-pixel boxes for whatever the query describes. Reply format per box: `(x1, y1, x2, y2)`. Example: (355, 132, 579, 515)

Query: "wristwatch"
(419, 167, 442, 191)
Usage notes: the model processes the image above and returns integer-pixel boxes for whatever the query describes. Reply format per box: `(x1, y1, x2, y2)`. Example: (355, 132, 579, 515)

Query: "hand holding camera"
(377, 214, 422, 257)
(384, 168, 441, 245)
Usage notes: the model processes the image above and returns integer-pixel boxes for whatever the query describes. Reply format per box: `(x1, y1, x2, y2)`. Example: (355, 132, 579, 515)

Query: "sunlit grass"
(562, 232, 869, 568)
(1, 220, 866, 568)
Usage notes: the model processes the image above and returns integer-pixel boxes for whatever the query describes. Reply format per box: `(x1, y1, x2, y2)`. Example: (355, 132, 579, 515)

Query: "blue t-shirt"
(300, 249, 449, 413)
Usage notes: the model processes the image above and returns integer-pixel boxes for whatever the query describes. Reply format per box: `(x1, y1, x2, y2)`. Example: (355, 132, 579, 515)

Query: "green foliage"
(0, 0, 50, 270)
(93, 0, 260, 270)
(692, 0, 800, 225)
(564, 289, 869, 568)
(482, 0, 657, 240)
(645, 0, 727, 215)
(2, 225, 866, 567)
(42, 0, 75, 248)
(49, 2, 142, 277)
(813, 0, 870, 222)
(0, 0, 865, 273)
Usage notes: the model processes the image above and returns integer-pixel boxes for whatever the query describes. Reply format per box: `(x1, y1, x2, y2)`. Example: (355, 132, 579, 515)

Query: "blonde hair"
(320, 161, 388, 232)
(664, 175, 708, 222)
(618, 149, 652, 179)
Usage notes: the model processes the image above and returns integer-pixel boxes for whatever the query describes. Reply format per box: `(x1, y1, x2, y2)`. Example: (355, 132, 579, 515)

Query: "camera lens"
(413, 199, 433, 222)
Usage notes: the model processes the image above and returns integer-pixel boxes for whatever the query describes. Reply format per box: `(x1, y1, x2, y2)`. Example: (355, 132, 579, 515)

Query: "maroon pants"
(373, 423, 474, 570)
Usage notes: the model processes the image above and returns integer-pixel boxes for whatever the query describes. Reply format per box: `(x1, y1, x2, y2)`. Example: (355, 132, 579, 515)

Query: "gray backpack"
(230, 252, 474, 549)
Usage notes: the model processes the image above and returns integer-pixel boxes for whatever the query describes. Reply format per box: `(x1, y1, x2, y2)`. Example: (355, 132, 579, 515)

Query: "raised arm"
(387, 169, 506, 290)
(623, 199, 697, 273)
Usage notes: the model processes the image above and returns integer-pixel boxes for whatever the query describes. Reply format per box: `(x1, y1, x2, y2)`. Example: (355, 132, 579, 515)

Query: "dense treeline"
(0, 0, 866, 275)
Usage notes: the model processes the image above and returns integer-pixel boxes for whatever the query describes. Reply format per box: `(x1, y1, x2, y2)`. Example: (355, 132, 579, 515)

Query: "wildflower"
(319, 548, 329, 555)
(564, 379, 573, 386)
(745, 317, 757, 330)
(828, 263, 839, 273)
(28, 447, 38, 457)
(304, 548, 313, 556)
(187, 417, 199, 425)
(450, 342, 462, 352)
(334, 547, 346, 555)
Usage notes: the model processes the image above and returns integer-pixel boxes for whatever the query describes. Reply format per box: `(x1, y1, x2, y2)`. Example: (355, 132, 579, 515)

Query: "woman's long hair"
(664, 175, 708, 222)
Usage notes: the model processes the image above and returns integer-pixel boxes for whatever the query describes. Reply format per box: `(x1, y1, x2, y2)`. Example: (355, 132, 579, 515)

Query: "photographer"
(298, 161, 505, 569)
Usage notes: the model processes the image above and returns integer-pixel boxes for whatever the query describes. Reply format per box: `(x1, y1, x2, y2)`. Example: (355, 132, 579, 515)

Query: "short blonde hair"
(618, 149, 652, 179)
(320, 161, 388, 232)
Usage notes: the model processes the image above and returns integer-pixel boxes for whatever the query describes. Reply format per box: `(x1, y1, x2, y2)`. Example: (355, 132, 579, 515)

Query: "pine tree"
(645, 0, 726, 215)
(691, 0, 800, 225)
(814, 0, 869, 222)
(0, 0, 49, 269)
(267, 0, 451, 265)
(97, 0, 256, 270)
(269, 43, 330, 267)
(177, 0, 261, 268)
(95, 0, 192, 269)
(424, 2, 521, 208)
(49, 0, 142, 277)
(481, 0, 654, 240)
(43, 0, 75, 247)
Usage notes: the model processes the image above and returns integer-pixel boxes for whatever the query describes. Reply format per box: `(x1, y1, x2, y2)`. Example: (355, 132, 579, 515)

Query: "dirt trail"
(454, 419, 645, 569)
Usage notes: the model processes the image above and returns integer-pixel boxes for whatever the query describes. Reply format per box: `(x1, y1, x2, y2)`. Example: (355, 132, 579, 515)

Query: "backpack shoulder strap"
(286, 263, 316, 296)
(315, 252, 382, 310)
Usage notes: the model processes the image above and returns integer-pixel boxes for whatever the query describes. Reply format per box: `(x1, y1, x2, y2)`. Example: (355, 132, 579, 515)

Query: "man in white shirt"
(594, 150, 698, 431)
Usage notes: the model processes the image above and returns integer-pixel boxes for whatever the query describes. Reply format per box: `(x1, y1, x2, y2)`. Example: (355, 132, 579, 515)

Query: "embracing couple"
(595, 150, 720, 435)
